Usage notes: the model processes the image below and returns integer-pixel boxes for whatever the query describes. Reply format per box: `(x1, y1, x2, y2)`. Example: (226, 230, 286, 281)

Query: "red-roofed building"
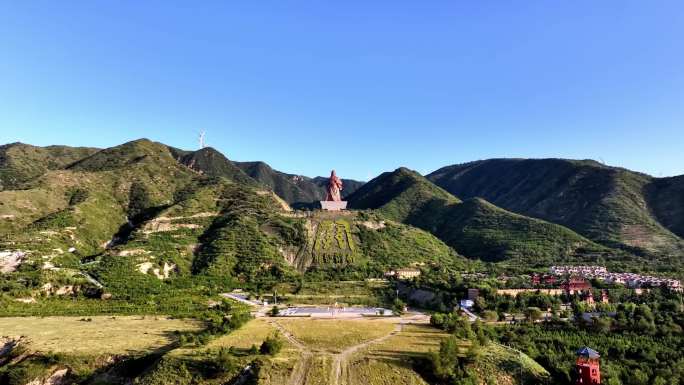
(562, 277, 591, 294)
(575, 347, 601, 384)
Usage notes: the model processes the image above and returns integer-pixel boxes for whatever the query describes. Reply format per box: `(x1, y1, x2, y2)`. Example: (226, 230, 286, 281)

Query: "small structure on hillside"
(575, 347, 601, 384)
(385, 268, 421, 280)
(459, 299, 474, 309)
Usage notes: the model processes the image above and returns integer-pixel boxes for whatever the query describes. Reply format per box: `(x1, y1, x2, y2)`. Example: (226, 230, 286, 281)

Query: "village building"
(562, 276, 592, 294)
(384, 268, 421, 280)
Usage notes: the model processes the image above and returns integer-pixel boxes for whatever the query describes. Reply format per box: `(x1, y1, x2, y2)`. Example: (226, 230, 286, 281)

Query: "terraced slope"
(348, 168, 606, 264)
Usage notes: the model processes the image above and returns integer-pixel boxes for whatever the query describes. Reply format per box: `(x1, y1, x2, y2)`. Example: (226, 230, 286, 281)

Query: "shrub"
(259, 332, 283, 355)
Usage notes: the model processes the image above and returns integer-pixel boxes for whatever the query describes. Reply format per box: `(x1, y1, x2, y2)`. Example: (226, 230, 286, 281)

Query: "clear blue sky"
(1, 1, 683, 180)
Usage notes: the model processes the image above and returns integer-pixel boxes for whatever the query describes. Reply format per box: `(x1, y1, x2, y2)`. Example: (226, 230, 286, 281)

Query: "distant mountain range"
(1, 139, 682, 283)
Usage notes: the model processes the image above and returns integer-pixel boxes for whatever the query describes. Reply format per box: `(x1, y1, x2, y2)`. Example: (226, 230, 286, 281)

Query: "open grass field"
(348, 359, 429, 385)
(345, 323, 448, 385)
(275, 318, 397, 353)
(0, 316, 201, 354)
(206, 318, 276, 350)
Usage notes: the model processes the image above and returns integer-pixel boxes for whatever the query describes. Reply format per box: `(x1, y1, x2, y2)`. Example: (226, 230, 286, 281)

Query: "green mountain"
(234, 161, 364, 206)
(170, 146, 260, 186)
(311, 176, 365, 198)
(0, 142, 99, 190)
(0, 139, 464, 313)
(234, 161, 323, 205)
(162, 146, 365, 207)
(427, 159, 684, 259)
(348, 167, 606, 264)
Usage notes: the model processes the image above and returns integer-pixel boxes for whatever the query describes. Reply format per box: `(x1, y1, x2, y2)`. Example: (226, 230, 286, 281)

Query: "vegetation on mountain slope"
(0, 142, 99, 190)
(234, 160, 324, 206)
(427, 159, 684, 259)
(348, 167, 606, 264)
(170, 146, 260, 186)
(0, 139, 465, 316)
(437, 198, 605, 264)
(647, 174, 684, 239)
(168, 145, 365, 206)
(235, 161, 364, 206)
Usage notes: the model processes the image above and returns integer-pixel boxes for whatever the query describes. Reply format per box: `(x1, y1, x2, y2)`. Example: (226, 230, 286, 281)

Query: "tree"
(593, 316, 612, 333)
(392, 298, 406, 315)
(269, 306, 280, 317)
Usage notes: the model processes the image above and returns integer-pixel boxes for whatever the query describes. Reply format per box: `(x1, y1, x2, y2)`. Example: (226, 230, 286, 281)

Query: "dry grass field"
(275, 318, 397, 353)
(206, 318, 276, 349)
(0, 316, 201, 354)
(344, 323, 449, 385)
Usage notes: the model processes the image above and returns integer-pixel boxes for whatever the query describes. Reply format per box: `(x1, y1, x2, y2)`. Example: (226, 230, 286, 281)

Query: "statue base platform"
(320, 201, 347, 211)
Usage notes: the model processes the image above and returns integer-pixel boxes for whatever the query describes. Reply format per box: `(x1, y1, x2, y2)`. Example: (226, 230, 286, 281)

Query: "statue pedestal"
(320, 201, 347, 211)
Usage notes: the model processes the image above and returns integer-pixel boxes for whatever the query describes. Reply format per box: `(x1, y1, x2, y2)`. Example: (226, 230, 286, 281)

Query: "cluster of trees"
(418, 269, 684, 385)
(496, 289, 684, 385)
(177, 303, 252, 346)
(421, 314, 496, 384)
(498, 322, 684, 385)
(424, 335, 483, 385)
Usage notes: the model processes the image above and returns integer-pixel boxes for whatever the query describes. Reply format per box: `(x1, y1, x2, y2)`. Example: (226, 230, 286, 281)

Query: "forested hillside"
(0, 142, 99, 190)
(428, 159, 684, 262)
(347, 168, 606, 265)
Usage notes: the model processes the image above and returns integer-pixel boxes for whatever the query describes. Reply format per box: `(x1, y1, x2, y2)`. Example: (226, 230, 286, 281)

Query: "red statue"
(325, 170, 343, 202)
